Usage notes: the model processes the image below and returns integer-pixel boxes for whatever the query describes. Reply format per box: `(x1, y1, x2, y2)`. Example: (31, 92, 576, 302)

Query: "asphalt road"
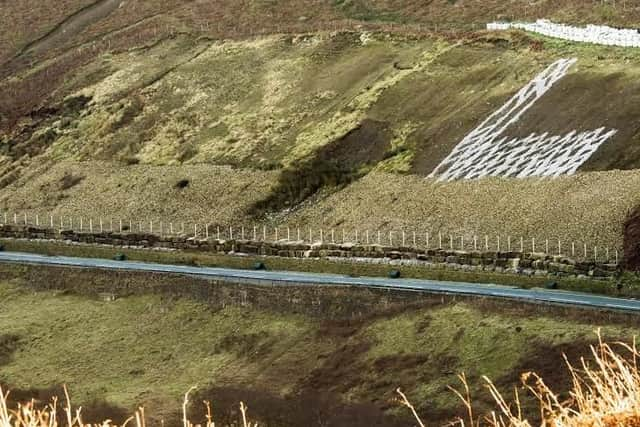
(0, 251, 638, 312)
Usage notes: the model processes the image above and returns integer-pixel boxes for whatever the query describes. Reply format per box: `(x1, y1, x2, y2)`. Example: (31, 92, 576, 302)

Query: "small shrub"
(175, 179, 190, 189)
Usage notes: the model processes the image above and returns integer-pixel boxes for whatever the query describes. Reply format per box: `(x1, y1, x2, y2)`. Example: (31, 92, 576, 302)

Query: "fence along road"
(0, 251, 638, 313)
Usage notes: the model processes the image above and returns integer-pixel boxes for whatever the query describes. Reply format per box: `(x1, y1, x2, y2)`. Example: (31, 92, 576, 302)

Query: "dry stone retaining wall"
(0, 225, 619, 280)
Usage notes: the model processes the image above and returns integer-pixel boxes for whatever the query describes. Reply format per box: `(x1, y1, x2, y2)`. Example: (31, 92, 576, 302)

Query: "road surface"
(0, 251, 637, 312)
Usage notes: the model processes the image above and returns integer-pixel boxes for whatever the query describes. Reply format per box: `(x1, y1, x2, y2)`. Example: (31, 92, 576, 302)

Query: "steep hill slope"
(2, 264, 639, 426)
(3, 3, 640, 257)
(2, 29, 640, 251)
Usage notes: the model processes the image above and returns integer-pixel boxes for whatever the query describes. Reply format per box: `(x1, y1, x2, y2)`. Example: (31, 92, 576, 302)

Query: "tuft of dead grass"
(5, 334, 640, 427)
(0, 386, 256, 427)
(401, 332, 640, 426)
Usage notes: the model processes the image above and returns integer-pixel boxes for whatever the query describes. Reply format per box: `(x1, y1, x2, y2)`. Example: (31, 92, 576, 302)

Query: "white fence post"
(485, 235, 489, 251)
(438, 232, 442, 249)
(497, 236, 500, 252)
(355, 230, 359, 244)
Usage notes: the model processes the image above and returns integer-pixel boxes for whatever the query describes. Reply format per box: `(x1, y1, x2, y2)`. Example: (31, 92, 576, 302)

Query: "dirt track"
(15, 0, 122, 59)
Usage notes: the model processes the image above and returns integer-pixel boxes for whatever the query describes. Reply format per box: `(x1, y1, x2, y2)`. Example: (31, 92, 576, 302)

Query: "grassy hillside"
(2, 31, 640, 250)
(1, 265, 640, 426)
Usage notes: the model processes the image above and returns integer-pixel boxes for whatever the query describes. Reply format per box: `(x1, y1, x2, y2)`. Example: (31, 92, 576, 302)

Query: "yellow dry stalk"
(0, 386, 256, 427)
(400, 332, 640, 427)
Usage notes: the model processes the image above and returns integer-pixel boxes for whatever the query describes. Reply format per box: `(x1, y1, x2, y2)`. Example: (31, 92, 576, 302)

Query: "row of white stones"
(430, 59, 618, 182)
(488, 19, 640, 47)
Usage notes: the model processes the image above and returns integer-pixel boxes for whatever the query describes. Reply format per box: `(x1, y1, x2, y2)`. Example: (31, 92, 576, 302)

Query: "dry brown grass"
(0, 386, 257, 427)
(402, 332, 640, 427)
(5, 335, 640, 427)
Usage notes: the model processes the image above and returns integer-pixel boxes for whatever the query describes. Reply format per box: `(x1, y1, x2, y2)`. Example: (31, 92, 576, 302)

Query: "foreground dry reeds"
(3, 334, 640, 427)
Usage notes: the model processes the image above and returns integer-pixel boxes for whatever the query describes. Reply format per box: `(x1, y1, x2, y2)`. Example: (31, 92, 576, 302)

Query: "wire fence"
(0, 211, 622, 265)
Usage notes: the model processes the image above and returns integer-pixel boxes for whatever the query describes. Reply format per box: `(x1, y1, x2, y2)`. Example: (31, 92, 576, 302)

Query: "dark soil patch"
(188, 386, 412, 427)
(59, 172, 85, 190)
(215, 331, 275, 360)
(1, 384, 130, 425)
(251, 119, 391, 214)
(0, 334, 20, 366)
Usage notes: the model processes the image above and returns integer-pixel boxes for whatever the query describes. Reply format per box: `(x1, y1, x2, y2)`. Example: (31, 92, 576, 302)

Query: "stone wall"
(488, 19, 640, 47)
(0, 225, 620, 279)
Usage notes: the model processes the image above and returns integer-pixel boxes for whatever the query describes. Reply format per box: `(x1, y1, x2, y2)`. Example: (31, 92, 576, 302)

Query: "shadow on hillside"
(250, 119, 392, 216)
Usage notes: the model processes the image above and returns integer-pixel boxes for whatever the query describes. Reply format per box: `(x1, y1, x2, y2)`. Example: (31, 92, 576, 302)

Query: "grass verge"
(0, 238, 629, 298)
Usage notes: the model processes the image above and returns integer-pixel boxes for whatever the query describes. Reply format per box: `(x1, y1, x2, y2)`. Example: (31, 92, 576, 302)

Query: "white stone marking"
(429, 58, 617, 182)
(488, 19, 640, 48)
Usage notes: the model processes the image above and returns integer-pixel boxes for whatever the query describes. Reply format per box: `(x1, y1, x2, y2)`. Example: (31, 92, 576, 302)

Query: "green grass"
(0, 280, 319, 420)
(2, 267, 640, 425)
